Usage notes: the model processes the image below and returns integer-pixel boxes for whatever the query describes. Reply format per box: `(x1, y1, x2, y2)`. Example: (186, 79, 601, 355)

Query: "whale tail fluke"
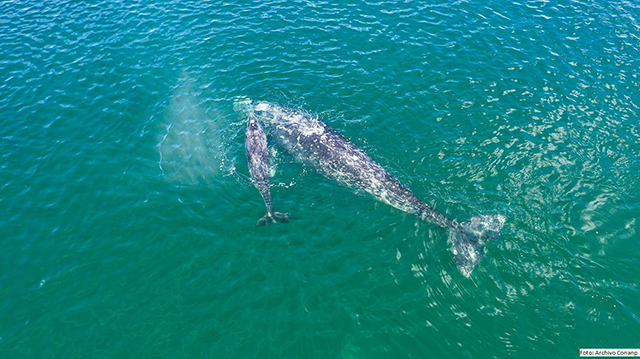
(256, 211, 289, 227)
(449, 214, 506, 277)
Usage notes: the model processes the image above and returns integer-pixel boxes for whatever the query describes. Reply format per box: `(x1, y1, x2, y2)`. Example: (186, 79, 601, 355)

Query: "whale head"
(246, 112, 259, 130)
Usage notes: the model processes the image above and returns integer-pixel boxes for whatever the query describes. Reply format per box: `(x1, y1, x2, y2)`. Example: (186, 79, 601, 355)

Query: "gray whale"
(245, 113, 288, 226)
(253, 102, 505, 276)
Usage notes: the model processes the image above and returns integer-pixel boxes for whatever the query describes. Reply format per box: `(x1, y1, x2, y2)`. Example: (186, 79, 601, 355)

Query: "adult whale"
(252, 102, 505, 276)
(245, 113, 289, 226)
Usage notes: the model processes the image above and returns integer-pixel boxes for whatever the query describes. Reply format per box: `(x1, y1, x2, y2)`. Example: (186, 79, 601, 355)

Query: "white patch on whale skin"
(300, 124, 324, 137)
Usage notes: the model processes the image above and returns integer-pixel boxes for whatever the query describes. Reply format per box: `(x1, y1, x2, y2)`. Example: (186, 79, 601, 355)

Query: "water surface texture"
(1, 0, 639, 357)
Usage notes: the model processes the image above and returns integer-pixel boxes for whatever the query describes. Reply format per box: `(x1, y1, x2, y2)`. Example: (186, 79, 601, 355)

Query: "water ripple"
(1, 0, 639, 357)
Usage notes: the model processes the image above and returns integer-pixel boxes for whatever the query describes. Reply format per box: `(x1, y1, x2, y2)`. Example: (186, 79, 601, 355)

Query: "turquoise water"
(1, 0, 639, 357)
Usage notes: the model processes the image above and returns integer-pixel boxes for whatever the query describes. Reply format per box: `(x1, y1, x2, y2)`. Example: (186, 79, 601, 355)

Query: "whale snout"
(247, 113, 258, 129)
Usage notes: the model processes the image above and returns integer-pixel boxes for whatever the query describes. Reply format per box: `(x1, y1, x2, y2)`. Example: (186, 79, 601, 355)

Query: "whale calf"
(245, 113, 288, 226)
(253, 102, 504, 276)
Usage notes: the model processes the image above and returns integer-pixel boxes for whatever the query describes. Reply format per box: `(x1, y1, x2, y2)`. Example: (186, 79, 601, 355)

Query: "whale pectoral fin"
(449, 215, 506, 277)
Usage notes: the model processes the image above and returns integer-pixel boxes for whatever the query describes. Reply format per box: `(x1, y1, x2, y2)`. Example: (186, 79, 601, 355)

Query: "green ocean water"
(1, 0, 639, 357)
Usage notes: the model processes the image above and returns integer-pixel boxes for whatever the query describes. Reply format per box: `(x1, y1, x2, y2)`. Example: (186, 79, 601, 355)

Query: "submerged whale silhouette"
(250, 102, 505, 276)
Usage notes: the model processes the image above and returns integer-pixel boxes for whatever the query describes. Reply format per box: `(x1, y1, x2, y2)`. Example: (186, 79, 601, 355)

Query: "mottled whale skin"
(245, 113, 288, 226)
(254, 103, 504, 276)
